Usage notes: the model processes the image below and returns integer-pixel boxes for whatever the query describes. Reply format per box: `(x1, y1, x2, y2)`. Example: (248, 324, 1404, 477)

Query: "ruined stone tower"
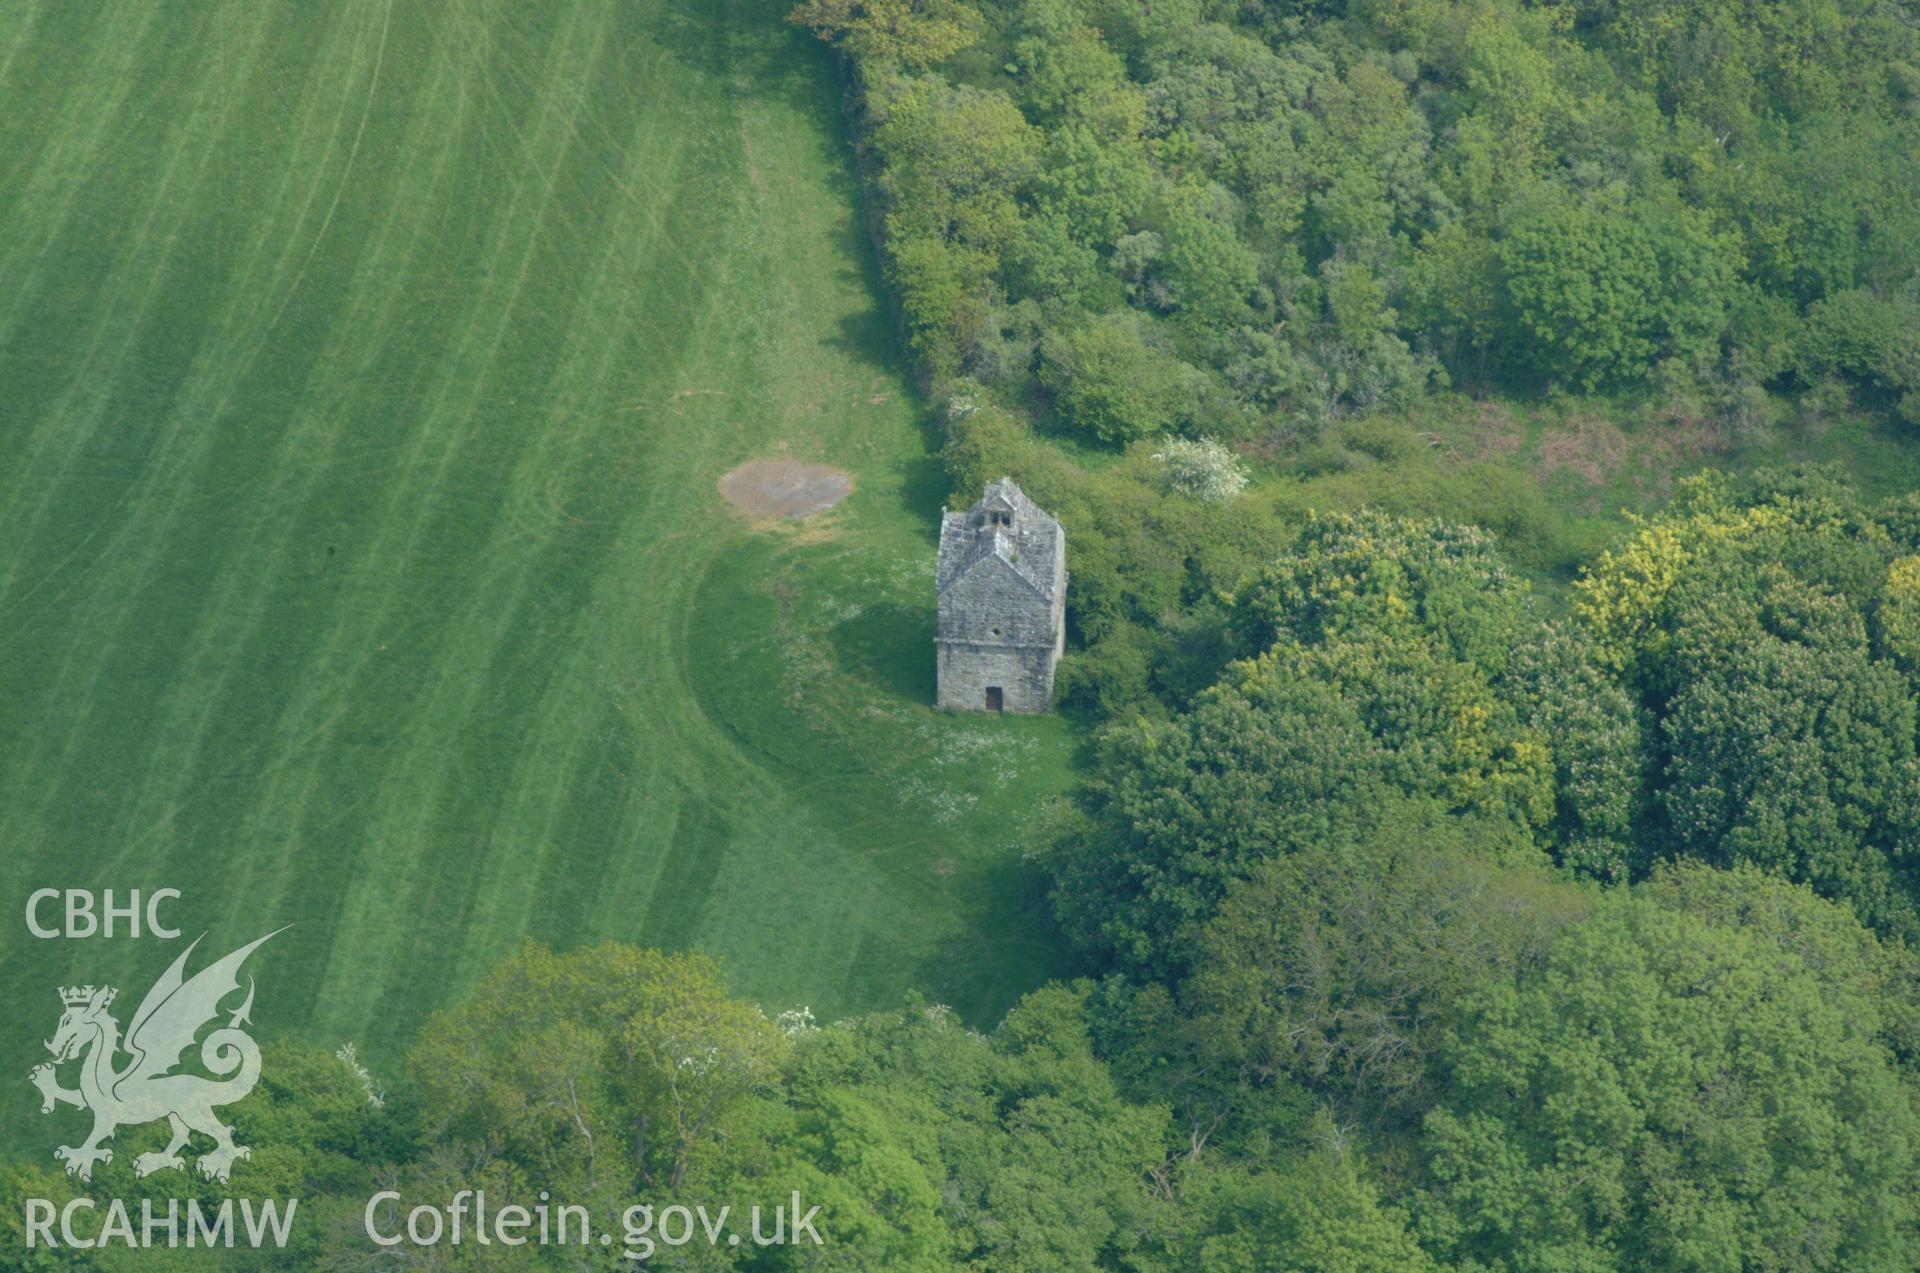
(935, 477, 1065, 713)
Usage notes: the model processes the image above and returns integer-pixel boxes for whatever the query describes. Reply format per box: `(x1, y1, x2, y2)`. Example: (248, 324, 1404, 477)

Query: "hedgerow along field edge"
(0, 0, 1077, 1154)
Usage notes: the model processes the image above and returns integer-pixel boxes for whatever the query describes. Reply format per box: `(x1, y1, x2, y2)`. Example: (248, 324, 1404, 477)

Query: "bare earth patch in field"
(1536, 411, 1728, 508)
(1434, 399, 1525, 463)
(720, 458, 853, 519)
(1539, 414, 1628, 486)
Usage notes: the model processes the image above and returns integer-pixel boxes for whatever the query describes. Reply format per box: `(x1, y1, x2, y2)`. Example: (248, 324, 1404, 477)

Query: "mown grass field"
(0, 0, 1078, 1149)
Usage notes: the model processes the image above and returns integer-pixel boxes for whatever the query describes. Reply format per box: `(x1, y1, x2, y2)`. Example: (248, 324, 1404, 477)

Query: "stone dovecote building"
(936, 478, 1065, 713)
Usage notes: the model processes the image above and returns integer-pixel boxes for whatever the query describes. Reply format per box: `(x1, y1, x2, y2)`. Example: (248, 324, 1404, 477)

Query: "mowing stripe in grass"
(0, 3, 1077, 1136)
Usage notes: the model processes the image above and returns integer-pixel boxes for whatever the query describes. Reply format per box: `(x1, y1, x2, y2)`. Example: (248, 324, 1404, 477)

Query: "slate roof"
(937, 478, 1064, 603)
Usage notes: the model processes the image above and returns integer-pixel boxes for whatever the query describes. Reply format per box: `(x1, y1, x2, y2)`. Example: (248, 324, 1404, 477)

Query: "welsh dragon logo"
(28, 929, 285, 1184)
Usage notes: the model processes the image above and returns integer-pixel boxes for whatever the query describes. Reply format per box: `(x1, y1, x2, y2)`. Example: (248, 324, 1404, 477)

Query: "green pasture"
(0, 0, 1076, 1152)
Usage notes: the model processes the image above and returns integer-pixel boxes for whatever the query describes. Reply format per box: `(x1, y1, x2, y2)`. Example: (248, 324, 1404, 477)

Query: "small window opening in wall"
(986, 687, 1004, 712)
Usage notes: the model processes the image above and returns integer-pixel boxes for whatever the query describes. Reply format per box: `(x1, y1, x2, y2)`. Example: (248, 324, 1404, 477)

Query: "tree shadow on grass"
(830, 601, 935, 704)
(896, 450, 949, 539)
(651, 0, 881, 260)
(918, 850, 1087, 1026)
(831, 275, 951, 534)
(651, 0, 839, 118)
(829, 291, 906, 380)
